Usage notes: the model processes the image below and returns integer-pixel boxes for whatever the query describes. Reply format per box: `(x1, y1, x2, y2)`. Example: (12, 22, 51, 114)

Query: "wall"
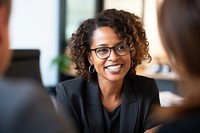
(144, 0, 166, 61)
(9, 0, 59, 87)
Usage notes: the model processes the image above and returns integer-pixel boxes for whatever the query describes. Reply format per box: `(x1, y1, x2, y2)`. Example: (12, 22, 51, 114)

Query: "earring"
(131, 61, 134, 67)
(88, 64, 95, 74)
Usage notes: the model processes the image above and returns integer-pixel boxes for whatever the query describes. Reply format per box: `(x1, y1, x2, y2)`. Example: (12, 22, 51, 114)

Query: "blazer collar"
(85, 79, 106, 133)
(120, 77, 138, 133)
(121, 78, 137, 103)
(86, 79, 101, 105)
(85, 78, 138, 133)
(86, 78, 137, 105)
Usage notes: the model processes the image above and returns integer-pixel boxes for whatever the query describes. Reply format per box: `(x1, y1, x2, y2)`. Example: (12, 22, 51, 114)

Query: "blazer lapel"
(120, 78, 138, 133)
(85, 80, 105, 133)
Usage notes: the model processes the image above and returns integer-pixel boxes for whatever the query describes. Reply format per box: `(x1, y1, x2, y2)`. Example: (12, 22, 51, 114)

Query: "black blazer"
(56, 75, 160, 133)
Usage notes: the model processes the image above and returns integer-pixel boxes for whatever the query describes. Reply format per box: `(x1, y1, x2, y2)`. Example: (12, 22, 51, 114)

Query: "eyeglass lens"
(95, 43, 129, 59)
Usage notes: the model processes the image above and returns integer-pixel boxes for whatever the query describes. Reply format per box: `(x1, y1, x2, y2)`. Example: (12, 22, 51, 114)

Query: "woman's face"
(88, 26, 131, 83)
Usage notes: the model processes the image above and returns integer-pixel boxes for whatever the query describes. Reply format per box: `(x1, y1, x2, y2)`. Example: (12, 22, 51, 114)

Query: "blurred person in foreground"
(156, 0, 200, 132)
(0, 0, 79, 132)
(56, 8, 160, 133)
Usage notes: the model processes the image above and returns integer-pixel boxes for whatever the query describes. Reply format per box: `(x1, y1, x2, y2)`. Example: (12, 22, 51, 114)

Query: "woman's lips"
(106, 65, 122, 73)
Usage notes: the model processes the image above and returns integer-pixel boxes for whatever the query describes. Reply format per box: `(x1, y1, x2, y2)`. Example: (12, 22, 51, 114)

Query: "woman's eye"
(119, 46, 125, 49)
(96, 48, 109, 54)
(117, 45, 126, 50)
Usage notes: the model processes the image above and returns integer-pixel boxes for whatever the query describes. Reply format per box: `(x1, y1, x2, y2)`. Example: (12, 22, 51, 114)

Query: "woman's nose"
(107, 49, 119, 60)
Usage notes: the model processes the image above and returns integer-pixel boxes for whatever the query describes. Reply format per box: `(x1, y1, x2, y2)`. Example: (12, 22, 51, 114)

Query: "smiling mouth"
(106, 65, 122, 71)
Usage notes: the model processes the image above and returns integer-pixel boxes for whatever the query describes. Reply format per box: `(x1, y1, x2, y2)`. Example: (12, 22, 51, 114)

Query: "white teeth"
(107, 65, 121, 70)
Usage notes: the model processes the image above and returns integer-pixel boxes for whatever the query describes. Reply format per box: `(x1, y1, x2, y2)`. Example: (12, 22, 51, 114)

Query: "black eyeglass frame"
(89, 42, 130, 59)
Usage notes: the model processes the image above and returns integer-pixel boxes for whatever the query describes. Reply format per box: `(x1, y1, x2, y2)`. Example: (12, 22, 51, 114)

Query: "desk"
(138, 73, 179, 94)
(139, 73, 184, 106)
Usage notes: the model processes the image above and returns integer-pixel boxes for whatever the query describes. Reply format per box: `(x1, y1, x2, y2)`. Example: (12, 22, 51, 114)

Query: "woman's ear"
(87, 52, 93, 65)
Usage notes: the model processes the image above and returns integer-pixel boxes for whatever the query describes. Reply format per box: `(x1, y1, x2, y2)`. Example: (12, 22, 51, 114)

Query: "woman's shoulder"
(59, 77, 87, 85)
(56, 77, 89, 94)
(125, 75, 158, 93)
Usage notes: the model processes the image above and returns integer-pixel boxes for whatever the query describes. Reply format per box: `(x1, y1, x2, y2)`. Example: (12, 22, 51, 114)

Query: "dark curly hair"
(67, 9, 151, 81)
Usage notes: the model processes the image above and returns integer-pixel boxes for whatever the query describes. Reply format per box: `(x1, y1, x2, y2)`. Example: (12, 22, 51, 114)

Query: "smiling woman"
(55, 8, 161, 133)
(88, 26, 131, 83)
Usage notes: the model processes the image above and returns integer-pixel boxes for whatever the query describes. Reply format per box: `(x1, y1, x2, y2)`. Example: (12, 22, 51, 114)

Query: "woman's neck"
(98, 78, 123, 95)
(98, 78, 123, 112)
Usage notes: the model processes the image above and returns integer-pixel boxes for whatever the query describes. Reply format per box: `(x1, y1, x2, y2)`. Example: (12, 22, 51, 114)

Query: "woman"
(156, 0, 200, 132)
(56, 9, 160, 133)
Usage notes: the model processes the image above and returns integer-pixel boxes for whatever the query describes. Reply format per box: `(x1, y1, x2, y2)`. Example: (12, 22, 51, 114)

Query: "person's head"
(156, 0, 200, 121)
(158, 0, 200, 81)
(0, 0, 11, 75)
(68, 9, 151, 81)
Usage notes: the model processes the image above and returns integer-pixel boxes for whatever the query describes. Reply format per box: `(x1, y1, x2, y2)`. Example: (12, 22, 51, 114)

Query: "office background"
(9, 0, 167, 90)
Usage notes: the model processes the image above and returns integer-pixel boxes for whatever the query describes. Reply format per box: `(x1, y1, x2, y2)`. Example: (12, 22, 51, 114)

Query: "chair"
(5, 49, 43, 85)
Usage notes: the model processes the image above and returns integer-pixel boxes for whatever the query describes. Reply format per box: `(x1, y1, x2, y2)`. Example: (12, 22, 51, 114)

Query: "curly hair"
(67, 9, 151, 81)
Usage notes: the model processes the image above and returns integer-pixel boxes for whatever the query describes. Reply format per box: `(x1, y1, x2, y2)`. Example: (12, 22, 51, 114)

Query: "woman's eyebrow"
(115, 41, 124, 45)
(96, 44, 108, 47)
(96, 41, 123, 47)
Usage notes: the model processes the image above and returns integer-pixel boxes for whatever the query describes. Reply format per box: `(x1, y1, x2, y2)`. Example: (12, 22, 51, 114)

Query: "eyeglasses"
(90, 42, 130, 59)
